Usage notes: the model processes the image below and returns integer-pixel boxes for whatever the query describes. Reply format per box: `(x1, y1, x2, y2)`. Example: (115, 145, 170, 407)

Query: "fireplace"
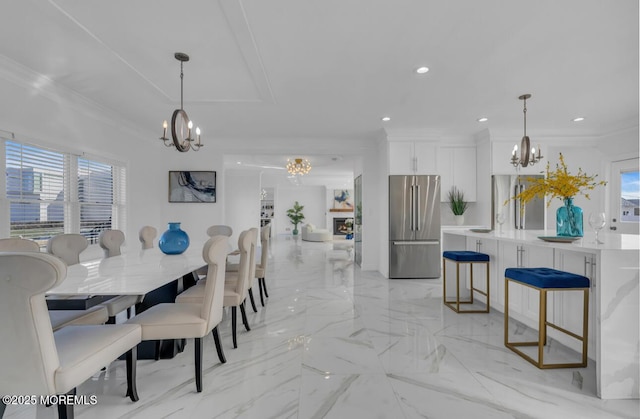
(333, 218, 349, 235)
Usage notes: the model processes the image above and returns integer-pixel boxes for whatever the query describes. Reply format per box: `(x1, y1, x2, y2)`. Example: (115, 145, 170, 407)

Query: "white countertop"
(442, 229, 640, 251)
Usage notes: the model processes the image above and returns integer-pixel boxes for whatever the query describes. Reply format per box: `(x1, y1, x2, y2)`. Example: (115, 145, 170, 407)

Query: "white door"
(609, 158, 639, 234)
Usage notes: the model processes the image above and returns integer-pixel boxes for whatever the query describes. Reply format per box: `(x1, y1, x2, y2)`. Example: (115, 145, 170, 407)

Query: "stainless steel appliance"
(492, 175, 544, 230)
(389, 175, 441, 278)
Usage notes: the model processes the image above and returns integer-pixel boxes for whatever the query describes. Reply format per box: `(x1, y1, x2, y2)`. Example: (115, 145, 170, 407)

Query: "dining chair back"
(0, 252, 141, 418)
(200, 236, 229, 332)
(99, 229, 125, 258)
(138, 226, 157, 249)
(206, 225, 233, 237)
(46, 233, 88, 266)
(0, 237, 40, 252)
(242, 228, 259, 298)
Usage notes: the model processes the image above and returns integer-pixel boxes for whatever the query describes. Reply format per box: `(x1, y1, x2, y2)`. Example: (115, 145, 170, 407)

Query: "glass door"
(609, 158, 639, 234)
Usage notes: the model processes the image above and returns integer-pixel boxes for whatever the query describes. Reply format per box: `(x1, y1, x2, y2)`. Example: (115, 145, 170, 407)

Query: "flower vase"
(556, 198, 583, 237)
(159, 222, 190, 254)
(454, 215, 465, 226)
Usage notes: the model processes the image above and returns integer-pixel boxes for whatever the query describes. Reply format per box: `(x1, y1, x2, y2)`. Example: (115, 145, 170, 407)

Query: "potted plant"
(286, 201, 305, 235)
(448, 186, 468, 225)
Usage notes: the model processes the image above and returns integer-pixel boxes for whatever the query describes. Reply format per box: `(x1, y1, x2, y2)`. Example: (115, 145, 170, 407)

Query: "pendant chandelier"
(286, 158, 312, 176)
(159, 52, 203, 152)
(510, 94, 543, 168)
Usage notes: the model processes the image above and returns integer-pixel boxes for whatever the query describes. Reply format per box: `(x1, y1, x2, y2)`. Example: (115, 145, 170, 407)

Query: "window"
(620, 170, 639, 222)
(3, 138, 126, 245)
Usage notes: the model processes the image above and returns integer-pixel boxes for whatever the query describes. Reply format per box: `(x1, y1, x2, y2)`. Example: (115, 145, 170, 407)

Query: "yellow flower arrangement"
(512, 153, 607, 206)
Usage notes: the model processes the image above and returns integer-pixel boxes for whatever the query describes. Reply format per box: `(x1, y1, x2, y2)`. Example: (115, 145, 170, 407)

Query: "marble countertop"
(442, 228, 640, 251)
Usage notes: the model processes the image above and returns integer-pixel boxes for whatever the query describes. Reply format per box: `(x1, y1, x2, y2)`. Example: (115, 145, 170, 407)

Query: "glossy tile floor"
(6, 236, 639, 418)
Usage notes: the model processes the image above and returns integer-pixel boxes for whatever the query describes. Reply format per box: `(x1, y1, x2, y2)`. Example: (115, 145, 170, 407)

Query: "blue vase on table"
(556, 197, 583, 237)
(159, 222, 190, 254)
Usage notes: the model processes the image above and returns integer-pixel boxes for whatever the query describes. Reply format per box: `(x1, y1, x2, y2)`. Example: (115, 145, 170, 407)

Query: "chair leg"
(240, 302, 251, 331)
(231, 306, 238, 348)
(125, 346, 139, 402)
(106, 316, 116, 324)
(126, 306, 132, 319)
(57, 388, 75, 419)
(155, 340, 162, 360)
(212, 327, 226, 363)
(258, 278, 265, 306)
(262, 277, 269, 298)
(248, 288, 258, 312)
(194, 337, 203, 393)
(1, 400, 7, 418)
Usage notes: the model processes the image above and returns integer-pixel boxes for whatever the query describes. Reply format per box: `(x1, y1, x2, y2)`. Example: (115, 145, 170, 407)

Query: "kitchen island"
(442, 229, 639, 400)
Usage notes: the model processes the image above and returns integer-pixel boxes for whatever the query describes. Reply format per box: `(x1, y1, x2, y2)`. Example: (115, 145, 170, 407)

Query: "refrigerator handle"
(520, 184, 525, 229)
(514, 185, 519, 229)
(415, 184, 421, 231)
(409, 185, 414, 231)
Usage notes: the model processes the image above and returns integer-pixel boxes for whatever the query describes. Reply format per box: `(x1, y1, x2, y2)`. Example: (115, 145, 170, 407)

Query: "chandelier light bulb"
(286, 158, 312, 176)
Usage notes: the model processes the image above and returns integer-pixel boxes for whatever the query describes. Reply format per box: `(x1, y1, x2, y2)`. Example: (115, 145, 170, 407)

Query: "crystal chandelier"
(510, 94, 543, 168)
(286, 158, 311, 176)
(159, 52, 203, 152)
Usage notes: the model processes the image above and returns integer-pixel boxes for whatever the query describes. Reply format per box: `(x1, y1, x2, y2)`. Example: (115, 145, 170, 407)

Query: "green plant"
(286, 201, 305, 234)
(447, 186, 468, 216)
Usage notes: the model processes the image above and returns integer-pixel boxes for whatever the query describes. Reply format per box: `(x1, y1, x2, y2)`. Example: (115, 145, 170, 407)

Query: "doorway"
(609, 158, 639, 234)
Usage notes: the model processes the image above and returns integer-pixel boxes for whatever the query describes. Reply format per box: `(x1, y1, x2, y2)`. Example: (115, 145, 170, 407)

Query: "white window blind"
(5, 141, 65, 242)
(78, 158, 114, 243)
(3, 139, 127, 245)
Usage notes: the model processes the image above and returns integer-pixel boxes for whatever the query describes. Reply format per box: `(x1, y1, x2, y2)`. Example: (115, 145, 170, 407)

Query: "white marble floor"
(6, 236, 639, 418)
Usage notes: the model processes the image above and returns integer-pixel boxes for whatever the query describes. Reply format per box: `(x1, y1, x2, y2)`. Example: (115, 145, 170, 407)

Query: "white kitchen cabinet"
(389, 141, 437, 174)
(438, 146, 477, 202)
(553, 249, 597, 356)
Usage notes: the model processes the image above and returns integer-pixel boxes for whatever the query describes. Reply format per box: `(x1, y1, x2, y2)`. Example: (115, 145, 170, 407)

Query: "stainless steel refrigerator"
(389, 175, 441, 279)
(492, 175, 545, 230)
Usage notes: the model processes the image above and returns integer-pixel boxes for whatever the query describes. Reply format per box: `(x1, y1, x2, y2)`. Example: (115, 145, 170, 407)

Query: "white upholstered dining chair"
(176, 229, 256, 349)
(46, 233, 88, 266)
(206, 224, 233, 237)
(126, 235, 229, 392)
(0, 252, 141, 419)
(138, 225, 157, 249)
(227, 225, 271, 307)
(0, 237, 109, 331)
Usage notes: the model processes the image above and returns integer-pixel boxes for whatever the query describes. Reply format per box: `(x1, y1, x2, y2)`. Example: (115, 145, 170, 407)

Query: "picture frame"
(168, 171, 216, 203)
(333, 189, 354, 210)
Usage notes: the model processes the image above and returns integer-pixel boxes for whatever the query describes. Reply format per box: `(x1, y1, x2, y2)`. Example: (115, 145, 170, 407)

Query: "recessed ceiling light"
(572, 117, 585, 122)
(381, 116, 391, 122)
(477, 117, 488, 122)
(416, 67, 429, 74)
(236, 161, 241, 165)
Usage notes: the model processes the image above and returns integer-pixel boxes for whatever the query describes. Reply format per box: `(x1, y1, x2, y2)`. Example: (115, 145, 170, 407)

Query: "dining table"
(47, 242, 208, 359)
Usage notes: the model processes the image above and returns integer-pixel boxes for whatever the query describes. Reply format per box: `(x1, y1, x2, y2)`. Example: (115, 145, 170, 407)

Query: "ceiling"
(0, 0, 638, 177)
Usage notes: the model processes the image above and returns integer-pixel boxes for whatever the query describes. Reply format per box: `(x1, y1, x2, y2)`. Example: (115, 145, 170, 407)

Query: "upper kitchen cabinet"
(437, 146, 477, 202)
(389, 141, 437, 174)
(492, 141, 544, 175)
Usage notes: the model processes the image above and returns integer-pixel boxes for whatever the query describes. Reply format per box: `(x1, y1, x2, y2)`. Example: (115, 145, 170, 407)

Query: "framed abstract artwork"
(168, 171, 216, 203)
(333, 189, 354, 210)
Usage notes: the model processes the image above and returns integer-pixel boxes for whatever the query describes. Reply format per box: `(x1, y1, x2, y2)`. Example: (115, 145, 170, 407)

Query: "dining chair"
(176, 229, 255, 349)
(227, 225, 271, 307)
(98, 230, 143, 323)
(126, 235, 229, 392)
(206, 225, 233, 237)
(0, 237, 109, 331)
(46, 233, 88, 265)
(0, 252, 141, 419)
(195, 225, 233, 278)
(139, 225, 157, 249)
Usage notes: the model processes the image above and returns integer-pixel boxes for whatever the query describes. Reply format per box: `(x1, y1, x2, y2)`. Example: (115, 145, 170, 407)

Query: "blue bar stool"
(442, 251, 490, 313)
(504, 267, 590, 369)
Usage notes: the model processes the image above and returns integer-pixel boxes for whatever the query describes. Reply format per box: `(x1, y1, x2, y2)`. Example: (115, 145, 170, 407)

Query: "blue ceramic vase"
(556, 197, 583, 237)
(159, 222, 190, 254)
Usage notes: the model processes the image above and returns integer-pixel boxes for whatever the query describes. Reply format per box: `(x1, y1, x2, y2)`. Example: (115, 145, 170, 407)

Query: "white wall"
(224, 170, 260, 245)
(275, 185, 326, 235)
